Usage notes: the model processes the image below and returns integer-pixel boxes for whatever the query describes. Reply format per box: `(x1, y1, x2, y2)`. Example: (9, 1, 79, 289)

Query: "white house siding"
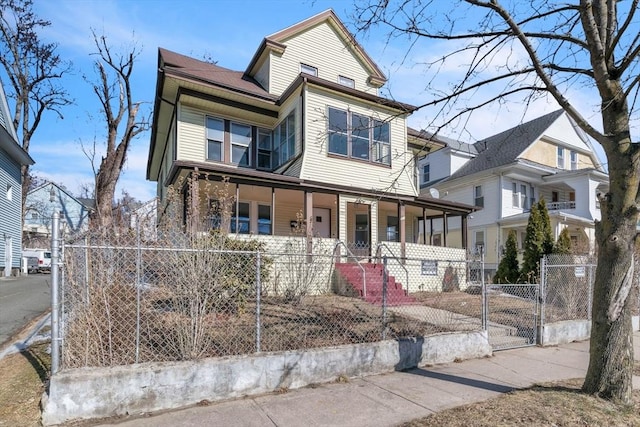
(177, 104, 206, 163)
(269, 22, 378, 96)
(24, 184, 91, 236)
(0, 146, 22, 270)
(419, 149, 450, 186)
(302, 88, 415, 196)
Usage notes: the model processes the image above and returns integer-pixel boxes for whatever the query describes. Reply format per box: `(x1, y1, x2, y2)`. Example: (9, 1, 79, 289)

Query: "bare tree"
(0, 0, 72, 218)
(355, 0, 639, 403)
(88, 30, 149, 228)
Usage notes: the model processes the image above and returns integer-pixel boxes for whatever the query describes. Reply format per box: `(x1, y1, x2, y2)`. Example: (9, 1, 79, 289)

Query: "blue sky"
(3, 0, 606, 202)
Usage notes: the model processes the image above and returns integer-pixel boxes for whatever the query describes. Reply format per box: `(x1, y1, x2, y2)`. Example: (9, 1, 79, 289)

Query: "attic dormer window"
(300, 63, 318, 77)
(338, 75, 355, 88)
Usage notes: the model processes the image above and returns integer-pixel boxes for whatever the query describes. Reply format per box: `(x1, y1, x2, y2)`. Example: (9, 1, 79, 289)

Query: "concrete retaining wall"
(42, 331, 490, 426)
(542, 316, 640, 347)
(541, 320, 591, 346)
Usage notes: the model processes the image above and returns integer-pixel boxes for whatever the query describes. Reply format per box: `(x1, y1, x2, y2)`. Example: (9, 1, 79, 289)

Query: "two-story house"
(0, 81, 34, 277)
(419, 109, 608, 272)
(147, 9, 475, 269)
(23, 181, 94, 246)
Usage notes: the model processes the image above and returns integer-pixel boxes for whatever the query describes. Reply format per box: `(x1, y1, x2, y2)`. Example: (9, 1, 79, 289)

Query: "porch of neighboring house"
(170, 170, 475, 304)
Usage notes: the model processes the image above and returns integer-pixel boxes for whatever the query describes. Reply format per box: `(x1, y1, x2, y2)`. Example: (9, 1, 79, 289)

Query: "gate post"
(50, 211, 61, 374)
(382, 256, 388, 340)
(539, 255, 546, 346)
(481, 248, 487, 331)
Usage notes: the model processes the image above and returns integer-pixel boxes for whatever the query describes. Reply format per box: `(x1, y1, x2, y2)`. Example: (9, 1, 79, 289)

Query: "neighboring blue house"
(0, 81, 34, 277)
(23, 182, 94, 245)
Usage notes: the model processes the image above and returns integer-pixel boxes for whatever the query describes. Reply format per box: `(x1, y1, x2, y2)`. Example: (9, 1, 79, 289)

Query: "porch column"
(422, 208, 427, 245)
(443, 212, 448, 247)
(429, 218, 434, 245)
(188, 169, 199, 233)
(305, 191, 313, 254)
(399, 203, 406, 260)
(461, 215, 468, 250)
(234, 184, 240, 234)
(271, 188, 276, 236)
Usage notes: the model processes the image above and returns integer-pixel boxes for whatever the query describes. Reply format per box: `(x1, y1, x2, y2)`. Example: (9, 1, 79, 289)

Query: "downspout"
(497, 173, 503, 264)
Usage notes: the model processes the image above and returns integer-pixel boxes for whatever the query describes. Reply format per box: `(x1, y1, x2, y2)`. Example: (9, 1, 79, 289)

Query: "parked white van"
(22, 249, 52, 272)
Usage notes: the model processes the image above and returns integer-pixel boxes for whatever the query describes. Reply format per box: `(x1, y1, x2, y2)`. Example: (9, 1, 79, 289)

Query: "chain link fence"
(57, 227, 497, 369)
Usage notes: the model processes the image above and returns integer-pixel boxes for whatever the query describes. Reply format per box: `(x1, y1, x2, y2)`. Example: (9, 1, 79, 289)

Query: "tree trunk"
(582, 98, 638, 403)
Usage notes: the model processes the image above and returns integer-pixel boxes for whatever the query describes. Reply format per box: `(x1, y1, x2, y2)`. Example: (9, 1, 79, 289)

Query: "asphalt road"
(0, 274, 51, 346)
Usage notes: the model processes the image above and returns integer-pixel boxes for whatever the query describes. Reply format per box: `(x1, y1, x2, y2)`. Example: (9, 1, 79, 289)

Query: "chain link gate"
(484, 282, 539, 350)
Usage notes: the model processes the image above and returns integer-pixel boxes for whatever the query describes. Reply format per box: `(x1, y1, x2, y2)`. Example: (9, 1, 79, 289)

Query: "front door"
(4, 236, 12, 277)
(312, 207, 331, 238)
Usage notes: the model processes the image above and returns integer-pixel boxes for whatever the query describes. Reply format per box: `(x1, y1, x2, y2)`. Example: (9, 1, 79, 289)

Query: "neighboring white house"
(0, 81, 34, 276)
(418, 109, 608, 272)
(23, 182, 94, 246)
(146, 9, 476, 261)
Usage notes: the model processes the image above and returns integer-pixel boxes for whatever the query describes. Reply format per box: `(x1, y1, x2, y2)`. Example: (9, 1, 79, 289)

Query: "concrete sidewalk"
(98, 333, 640, 427)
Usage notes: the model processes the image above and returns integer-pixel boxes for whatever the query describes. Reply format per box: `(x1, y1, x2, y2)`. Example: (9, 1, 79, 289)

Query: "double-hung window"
(520, 184, 528, 209)
(474, 185, 484, 207)
(372, 119, 390, 164)
(557, 146, 565, 168)
(351, 113, 370, 160)
(231, 122, 252, 166)
(300, 63, 318, 76)
(422, 164, 430, 184)
(327, 107, 390, 165)
(570, 151, 578, 170)
(206, 117, 224, 161)
(257, 129, 272, 169)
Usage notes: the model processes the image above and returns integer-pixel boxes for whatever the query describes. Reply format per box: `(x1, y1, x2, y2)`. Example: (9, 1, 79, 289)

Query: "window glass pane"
(352, 114, 369, 139)
(352, 138, 369, 160)
(232, 144, 250, 166)
(329, 133, 348, 155)
(300, 63, 317, 76)
(231, 123, 251, 145)
(258, 204, 271, 235)
(207, 140, 222, 161)
(374, 141, 390, 164)
(328, 108, 347, 132)
(373, 120, 389, 142)
(338, 75, 355, 88)
(258, 129, 271, 149)
(206, 117, 224, 141)
(423, 164, 430, 182)
(258, 152, 271, 169)
(231, 202, 250, 234)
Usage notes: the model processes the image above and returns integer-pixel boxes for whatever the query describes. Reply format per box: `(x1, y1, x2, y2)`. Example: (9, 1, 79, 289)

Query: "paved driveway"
(0, 274, 50, 347)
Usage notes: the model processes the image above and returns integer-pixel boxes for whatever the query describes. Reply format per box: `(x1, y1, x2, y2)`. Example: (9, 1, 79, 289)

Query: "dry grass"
(402, 378, 640, 427)
(0, 343, 50, 427)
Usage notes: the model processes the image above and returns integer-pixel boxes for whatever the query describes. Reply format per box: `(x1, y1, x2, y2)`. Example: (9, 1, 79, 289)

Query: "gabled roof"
(28, 181, 95, 211)
(447, 109, 565, 180)
(245, 9, 387, 87)
(0, 81, 33, 166)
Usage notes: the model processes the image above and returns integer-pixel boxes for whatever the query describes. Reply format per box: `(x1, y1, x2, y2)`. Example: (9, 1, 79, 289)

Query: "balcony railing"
(548, 201, 576, 210)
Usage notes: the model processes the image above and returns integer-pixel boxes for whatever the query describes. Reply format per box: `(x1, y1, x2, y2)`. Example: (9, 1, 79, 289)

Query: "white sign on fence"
(574, 266, 586, 278)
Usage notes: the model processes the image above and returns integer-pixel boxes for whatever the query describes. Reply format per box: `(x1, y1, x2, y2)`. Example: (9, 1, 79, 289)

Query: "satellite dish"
(429, 188, 440, 198)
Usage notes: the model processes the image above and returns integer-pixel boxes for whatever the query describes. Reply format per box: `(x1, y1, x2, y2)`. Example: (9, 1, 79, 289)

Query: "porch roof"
(169, 160, 477, 216)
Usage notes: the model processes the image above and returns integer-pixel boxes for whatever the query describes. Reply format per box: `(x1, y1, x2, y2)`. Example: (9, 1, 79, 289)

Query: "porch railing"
(333, 241, 367, 297)
(547, 201, 576, 210)
(374, 242, 409, 292)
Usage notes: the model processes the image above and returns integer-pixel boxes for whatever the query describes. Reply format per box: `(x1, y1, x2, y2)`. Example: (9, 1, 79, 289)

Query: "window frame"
(338, 75, 355, 88)
(327, 106, 391, 166)
(422, 163, 430, 184)
(570, 150, 578, 170)
(230, 121, 252, 167)
(557, 146, 565, 168)
(206, 116, 224, 162)
(474, 185, 484, 208)
(300, 63, 318, 76)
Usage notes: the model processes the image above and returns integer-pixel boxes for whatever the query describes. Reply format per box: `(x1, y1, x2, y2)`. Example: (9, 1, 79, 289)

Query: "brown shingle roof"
(159, 48, 277, 101)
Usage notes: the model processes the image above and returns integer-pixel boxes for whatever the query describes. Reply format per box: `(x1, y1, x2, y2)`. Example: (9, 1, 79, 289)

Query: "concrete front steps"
(334, 262, 415, 306)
